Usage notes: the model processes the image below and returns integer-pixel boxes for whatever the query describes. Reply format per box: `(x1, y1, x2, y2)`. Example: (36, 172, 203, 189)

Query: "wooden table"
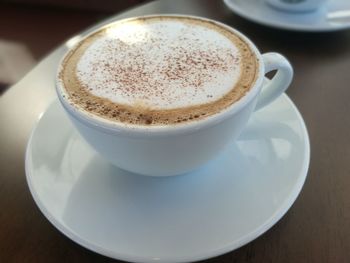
(1, 0, 350, 262)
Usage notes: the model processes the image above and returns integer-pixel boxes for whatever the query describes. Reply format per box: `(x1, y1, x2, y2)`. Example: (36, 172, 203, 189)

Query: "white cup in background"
(265, 0, 329, 13)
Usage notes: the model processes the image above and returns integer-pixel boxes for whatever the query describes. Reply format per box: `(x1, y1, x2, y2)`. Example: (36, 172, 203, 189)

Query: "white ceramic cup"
(265, 0, 329, 12)
(56, 15, 293, 176)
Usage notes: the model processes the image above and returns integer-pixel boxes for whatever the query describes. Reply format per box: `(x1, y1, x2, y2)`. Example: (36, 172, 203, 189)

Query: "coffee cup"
(56, 15, 293, 176)
(265, 0, 329, 13)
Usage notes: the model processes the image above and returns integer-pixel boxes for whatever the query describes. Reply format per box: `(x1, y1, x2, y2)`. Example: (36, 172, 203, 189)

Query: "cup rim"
(56, 14, 265, 137)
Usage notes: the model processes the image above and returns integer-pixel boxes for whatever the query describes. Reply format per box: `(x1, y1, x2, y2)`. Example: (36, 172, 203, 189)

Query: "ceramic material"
(224, 0, 350, 32)
(265, 0, 329, 13)
(26, 92, 310, 263)
(56, 15, 293, 176)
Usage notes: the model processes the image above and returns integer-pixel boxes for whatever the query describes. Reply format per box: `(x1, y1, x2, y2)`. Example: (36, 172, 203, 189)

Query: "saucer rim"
(223, 0, 350, 32)
(25, 93, 310, 263)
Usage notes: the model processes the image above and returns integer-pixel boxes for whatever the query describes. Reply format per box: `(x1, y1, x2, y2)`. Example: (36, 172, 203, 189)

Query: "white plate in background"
(224, 0, 350, 32)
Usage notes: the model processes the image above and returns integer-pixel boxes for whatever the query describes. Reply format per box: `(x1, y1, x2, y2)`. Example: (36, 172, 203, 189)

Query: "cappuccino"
(59, 16, 259, 125)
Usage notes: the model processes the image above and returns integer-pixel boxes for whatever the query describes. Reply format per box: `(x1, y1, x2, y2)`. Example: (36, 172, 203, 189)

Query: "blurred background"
(0, 0, 151, 94)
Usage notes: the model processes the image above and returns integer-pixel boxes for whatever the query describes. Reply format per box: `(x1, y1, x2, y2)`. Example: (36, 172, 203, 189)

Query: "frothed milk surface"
(59, 16, 259, 125)
(77, 21, 240, 109)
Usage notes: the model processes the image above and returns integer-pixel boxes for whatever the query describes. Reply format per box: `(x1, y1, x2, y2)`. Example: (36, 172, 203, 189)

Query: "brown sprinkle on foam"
(60, 16, 259, 126)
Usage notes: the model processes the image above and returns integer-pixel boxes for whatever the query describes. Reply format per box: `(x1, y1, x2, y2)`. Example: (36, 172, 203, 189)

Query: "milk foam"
(76, 19, 242, 110)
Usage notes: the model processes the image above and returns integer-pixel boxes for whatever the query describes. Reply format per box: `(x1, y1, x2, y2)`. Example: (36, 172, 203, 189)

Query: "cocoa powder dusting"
(60, 16, 259, 126)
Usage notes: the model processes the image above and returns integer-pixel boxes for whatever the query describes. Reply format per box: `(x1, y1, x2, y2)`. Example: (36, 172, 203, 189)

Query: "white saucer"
(224, 0, 350, 32)
(26, 94, 310, 263)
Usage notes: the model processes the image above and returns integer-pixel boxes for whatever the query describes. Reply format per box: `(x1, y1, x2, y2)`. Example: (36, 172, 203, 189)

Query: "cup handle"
(255, 52, 293, 111)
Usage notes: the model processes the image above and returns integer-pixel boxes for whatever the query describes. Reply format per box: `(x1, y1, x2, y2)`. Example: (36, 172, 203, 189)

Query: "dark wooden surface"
(0, 4, 104, 60)
(1, 0, 350, 262)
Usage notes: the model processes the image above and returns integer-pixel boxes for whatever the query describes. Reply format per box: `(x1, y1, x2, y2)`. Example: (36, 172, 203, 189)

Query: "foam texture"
(60, 16, 259, 125)
(76, 19, 241, 110)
